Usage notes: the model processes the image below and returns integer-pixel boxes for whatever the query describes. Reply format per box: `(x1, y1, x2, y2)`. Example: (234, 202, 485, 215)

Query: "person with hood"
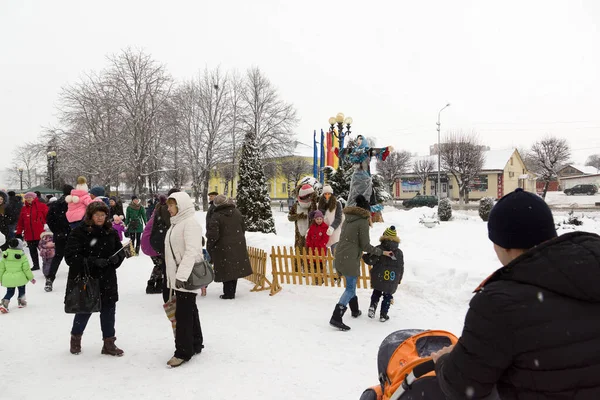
(318, 185, 344, 254)
(89, 186, 110, 206)
(0, 238, 36, 313)
(431, 188, 600, 399)
(5, 191, 23, 240)
(362, 226, 404, 322)
(164, 191, 204, 367)
(108, 197, 124, 221)
(45, 184, 73, 292)
(329, 195, 393, 331)
(206, 195, 252, 300)
(65, 202, 126, 356)
(125, 195, 147, 255)
(0, 191, 9, 250)
(15, 192, 49, 271)
(66, 176, 93, 227)
(288, 184, 318, 250)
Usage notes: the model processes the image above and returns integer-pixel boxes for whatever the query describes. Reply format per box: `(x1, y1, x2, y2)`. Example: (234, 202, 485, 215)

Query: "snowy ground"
(3, 208, 600, 399)
(544, 190, 600, 207)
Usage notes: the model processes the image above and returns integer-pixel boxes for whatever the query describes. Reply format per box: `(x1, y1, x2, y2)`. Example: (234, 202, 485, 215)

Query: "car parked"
(564, 184, 598, 196)
(402, 194, 439, 208)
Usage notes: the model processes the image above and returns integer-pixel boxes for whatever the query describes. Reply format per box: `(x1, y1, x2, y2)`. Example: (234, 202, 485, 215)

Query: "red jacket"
(16, 198, 48, 241)
(306, 222, 330, 256)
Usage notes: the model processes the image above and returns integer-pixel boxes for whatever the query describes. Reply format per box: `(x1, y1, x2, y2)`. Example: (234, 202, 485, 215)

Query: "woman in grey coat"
(330, 195, 393, 331)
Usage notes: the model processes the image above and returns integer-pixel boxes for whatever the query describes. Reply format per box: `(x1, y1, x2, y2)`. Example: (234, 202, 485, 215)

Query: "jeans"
(7, 224, 16, 240)
(174, 291, 203, 360)
(26, 240, 40, 270)
(339, 276, 358, 306)
(71, 303, 116, 339)
(371, 290, 393, 315)
(330, 243, 337, 255)
(3, 286, 26, 300)
(48, 233, 68, 282)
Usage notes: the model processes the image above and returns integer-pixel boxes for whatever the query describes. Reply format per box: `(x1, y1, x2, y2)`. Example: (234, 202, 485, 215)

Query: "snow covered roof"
(567, 164, 599, 175)
(482, 149, 516, 171)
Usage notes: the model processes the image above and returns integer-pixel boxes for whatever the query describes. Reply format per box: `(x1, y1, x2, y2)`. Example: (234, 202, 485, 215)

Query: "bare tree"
(377, 150, 411, 194)
(413, 158, 434, 195)
(241, 67, 299, 158)
(585, 154, 600, 173)
(529, 136, 571, 199)
(280, 157, 312, 197)
(8, 143, 45, 189)
(440, 131, 486, 204)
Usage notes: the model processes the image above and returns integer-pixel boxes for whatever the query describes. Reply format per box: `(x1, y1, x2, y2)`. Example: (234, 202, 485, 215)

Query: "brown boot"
(101, 337, 124, 357)
(70, 334, 82, 355)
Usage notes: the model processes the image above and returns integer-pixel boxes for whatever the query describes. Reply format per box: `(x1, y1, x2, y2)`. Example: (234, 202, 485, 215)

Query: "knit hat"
(355, 194, 371, 212)
(48, 197, 58, 203)
(75, 176, 88, 192)
(488, 188, 557, 250)
(298, 184, 314, 201)
(309, 210, 324, 220)
(158, 194, 167, 204)
(63, 184, 74, 196)
(322, 185, 334, 195)
(7, 191, 15, 197)
(383, 226, 397, 238)
(90, 186, 105, 197)
(24, 192, 36, 199)
(214, 194, 228, 206)
(8, 238, 23, 251)
(131, 195, 138, 201)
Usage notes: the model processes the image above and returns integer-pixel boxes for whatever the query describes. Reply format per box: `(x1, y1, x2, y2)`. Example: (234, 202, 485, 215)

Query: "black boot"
(349, 296, 362, 318)
(329, 304, 351, 331)
(151, 279, 163, 294)
(145, 280, 155, 294)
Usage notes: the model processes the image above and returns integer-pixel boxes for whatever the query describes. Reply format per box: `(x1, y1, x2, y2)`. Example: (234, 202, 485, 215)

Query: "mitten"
(326, 227, 334, 236)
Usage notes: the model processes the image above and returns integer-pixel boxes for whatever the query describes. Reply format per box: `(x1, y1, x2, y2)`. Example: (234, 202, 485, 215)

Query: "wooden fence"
(269, 246, 371, 296)
(243, 246, 272, 293)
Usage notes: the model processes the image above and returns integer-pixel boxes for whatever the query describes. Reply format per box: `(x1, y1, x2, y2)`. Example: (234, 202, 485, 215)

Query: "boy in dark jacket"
(362, 226, 404, 322)
(432, 188, 600, 399)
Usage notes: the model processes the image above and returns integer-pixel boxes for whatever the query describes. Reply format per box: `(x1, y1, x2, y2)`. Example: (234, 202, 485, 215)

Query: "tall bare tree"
(585, 154, 600, 173)
(8, 143, 45, 189)
(377, 150, 411, 194)
(529, 136, 571, 199)
(280, 157, 312, 197)
(440, 131, 486, 204)
(413, 158, 435, 195)
(241, 67, 298, 158)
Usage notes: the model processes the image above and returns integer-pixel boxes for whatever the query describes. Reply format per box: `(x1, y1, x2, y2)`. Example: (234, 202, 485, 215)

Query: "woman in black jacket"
(65, 201, 126, 356)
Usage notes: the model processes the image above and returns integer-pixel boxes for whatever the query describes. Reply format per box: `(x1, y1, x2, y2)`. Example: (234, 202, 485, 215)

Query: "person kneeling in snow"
(432, 188, 600, 399)
(362, 225, 403, 322)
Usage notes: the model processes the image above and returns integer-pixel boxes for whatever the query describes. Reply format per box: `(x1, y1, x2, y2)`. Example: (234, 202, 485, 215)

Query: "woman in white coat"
(164, 192, 204, 367)
(318, 185, 344, 254)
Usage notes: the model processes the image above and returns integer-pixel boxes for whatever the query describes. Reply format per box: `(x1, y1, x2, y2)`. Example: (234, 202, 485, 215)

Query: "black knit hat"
(355, 195, 371, 212)
(488, 188, 557, 249)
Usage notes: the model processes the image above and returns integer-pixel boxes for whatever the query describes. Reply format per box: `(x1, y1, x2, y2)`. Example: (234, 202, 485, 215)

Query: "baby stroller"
(360, 329, 458, 400)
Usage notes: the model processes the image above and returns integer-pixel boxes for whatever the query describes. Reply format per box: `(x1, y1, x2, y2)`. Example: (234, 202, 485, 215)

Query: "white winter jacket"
(164, 192, 204, 294)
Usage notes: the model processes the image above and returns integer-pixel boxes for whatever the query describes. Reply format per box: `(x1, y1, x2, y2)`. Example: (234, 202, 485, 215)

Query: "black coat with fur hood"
(362, 236, 404, 294)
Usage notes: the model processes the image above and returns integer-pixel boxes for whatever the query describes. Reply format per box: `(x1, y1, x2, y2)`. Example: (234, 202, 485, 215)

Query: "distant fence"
(244, 247, 272, 293)
(269, 246, 371, 296)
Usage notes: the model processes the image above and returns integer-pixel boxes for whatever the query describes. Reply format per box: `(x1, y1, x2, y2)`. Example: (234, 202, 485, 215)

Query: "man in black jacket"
(432, 188, 600, 399)
(5, 191, 23, 240)
(44, 184, 73, 292)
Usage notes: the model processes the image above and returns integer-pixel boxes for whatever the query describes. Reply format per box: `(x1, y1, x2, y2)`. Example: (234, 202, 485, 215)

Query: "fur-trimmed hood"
(379, 236, 400, 251)
(343, 206, 371, 219)
(379, 235, 400, 244)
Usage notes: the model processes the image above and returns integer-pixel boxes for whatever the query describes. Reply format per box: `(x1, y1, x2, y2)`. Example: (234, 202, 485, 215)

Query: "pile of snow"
(2, 206, 599, 399)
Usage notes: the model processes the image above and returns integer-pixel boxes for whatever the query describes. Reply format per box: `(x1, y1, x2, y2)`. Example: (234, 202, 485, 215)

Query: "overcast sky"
(1, 0, 600, 187)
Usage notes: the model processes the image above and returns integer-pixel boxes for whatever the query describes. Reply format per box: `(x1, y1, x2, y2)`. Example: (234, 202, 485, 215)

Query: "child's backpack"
(360, 329, 458, 400)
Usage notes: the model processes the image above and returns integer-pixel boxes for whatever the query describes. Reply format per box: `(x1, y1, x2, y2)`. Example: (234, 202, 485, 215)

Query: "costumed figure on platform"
(336, 135, 393, 212)
(287, 184, 318, 250)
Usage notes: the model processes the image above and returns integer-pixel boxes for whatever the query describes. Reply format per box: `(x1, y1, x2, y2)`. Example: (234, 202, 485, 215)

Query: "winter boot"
(0, 299, 9, 314)
(31, 264, 40, 271)
(349, 296, 362, 318)
(151, 279, 164, 294)
(368, 302, 378, 319)
(167, 356, 186, 368)
(17, 296, 27, 308)
(45, 278, 53, 292)
(101, 337, 124, 357)
(329, 304, 351, 331)
(145, 280, 156, 294)
(70, 334, 82, 354)
(380, 313, 390, 322)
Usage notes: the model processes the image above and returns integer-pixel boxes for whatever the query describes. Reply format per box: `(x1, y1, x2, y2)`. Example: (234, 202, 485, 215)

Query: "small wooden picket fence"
(269, 246, 371, 296)
(243, 246, 272, 293)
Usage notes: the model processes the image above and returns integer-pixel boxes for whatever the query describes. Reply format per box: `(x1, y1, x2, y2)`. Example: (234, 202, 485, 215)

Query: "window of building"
(510, 157, 513, 166)
(282, 183, 287, 193)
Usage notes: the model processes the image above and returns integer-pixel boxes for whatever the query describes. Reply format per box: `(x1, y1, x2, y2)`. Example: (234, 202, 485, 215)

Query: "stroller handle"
(412, 359, 435, 378)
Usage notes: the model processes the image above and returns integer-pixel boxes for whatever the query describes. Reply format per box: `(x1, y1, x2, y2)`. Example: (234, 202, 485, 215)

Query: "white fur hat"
(322, 185, 334, 195)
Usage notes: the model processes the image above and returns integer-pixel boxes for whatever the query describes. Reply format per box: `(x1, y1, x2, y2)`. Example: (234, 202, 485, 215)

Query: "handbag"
(168, 232, 214, 290)
(127, 219, 139, 231)
(163, 289, 177, 337)
(64, 260, 101, 314)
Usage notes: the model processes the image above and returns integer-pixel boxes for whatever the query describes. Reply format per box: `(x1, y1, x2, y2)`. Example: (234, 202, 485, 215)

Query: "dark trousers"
(71, 303, 116, 339)
(371, 290, 393, 315)
(223, 280, 238, 297)
(48, 233, 68, 282)
(3, 286, 26, 300)
(174, 291, 203, 361)
(159, 256, 169, 303)
(7, 224, 16, 240)
(130, 232, 142, 253)
(26, 240, 40, 269)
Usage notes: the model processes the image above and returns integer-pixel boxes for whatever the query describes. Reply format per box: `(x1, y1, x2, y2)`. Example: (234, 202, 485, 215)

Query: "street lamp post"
(47, 151, 57, 189)
(436, 103, 451, 198)
(328, 112, 353, 150)
(18, 168, 24, 191)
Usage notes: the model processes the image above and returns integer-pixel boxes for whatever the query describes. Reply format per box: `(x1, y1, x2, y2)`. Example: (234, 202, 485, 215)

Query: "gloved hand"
(15, 234, 23, 240)
(175, 279, 186, 289)
(91, 257, 109, 268)
(108, 253, 122, 265)
(326, 227, 334, 236)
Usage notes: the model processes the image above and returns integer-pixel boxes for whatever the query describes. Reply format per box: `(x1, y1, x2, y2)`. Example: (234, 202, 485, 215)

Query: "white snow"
(544, 191, 600, 207)
(3, 207, 600, 399)
(482, 149, 515, 171)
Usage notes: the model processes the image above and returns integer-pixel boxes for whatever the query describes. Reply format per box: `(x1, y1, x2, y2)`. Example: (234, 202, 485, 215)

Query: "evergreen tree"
(478, 197, 495, 221)
(236, 131, 276, 234)
(323, 159, 353, 204)
(438, 198, 453, 221)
